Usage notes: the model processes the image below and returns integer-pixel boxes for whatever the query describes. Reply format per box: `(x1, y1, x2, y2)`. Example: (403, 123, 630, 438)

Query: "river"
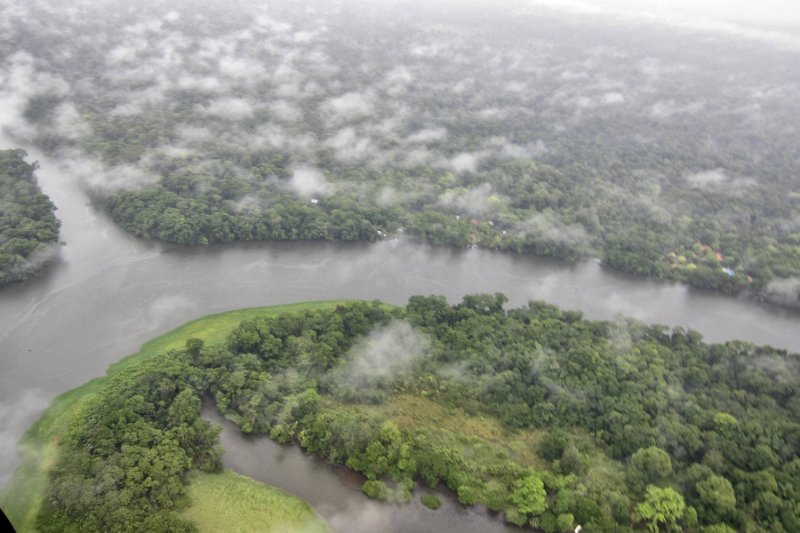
(202, 405, 523, 533)
(1, 136, 798, 524)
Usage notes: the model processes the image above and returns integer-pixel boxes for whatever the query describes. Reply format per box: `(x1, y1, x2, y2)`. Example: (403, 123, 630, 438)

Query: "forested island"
(19, 296, 799, 533)
(0, 149, 60, 288)
(3, 0, 800, 305)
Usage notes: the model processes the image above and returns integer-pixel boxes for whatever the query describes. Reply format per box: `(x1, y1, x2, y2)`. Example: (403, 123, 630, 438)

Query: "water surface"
(1, 134, 798, 501)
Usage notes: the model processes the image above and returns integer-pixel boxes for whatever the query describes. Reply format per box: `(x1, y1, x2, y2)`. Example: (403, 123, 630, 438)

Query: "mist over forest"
(3, 2, 800, 533)
(1, 0, 799, 303)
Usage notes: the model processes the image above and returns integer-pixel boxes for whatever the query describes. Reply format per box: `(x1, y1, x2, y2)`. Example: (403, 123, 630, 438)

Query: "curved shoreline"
(4, 297, 798, 532)
(0, 301, 348, 533)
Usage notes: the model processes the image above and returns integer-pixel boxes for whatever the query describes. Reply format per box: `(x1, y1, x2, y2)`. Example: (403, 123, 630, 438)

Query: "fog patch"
(202, 97, 256, 120)
(651, 99, 705, 118)
(487, 136, 537, 158)
(58, 152, 160, 191)
(519, 212, 591, 250)
(177, 74, 222, 93)
(20, 242, 61, 275)
(601, 91, 625, 104)
(230, 195, 263, 215)
(107, 41, 148, 65)
(287, 166, 334, 198)
(749, 353, 799, 384)
(324, 127, 373, 162)
(761, 277, 800, 308)
(400, 148, 442, 168)
(0, 51, 70, 140)
(685, 169, 727, 187)
(338, 321, 429, 385)
(177, 125, 214, 145)
(219, 56, 268, 84)
(407, 127, 447, 144)
(376, 186, 399, 207)
(0, 389, 50, 486)
(382, 65, 414, 95)
(450, 152, 480, 173)
(322, 91, 375, 125)
(437, 183, 501, 216)
(50, 102, 91, 140)
(269, 100, 302, 122)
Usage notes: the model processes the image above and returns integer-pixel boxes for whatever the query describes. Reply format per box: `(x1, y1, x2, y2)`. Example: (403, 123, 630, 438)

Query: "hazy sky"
(519, 0, 800, 52)
(531, 0, 800, 28)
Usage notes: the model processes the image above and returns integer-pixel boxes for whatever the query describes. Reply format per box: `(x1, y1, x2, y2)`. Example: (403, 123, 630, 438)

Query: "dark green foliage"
(199, 296, 800, 530)
(41, 297, 800, 531)
(37, 355, 221, 533)
(420, 493, 442, 510)
(0, 149, 60, 287)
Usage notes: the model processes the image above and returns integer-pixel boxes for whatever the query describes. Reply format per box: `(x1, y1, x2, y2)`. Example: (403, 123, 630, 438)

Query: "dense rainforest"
(38, 296, 800, 532)
(2, 0, 800, 305)
(0, 149, 60, 288)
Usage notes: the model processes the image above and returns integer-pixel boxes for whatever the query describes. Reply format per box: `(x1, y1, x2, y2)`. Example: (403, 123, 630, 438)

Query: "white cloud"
(601, 91, 625, 104)
(324, 127, 373, 162)
(407, 128, 447, 144)
(0, 389, 50, 486)
(338, 321, 429, 384)
(269, 100, 302, 122)
(50, 102, 90, 140)
(437, 183, 502, 216)
(450, 152, 480, 173)
(203, 97, 256, 120)
(322, 91, 376, 125)
(287, 166, 334, 198)
(685, 169, 727, 187)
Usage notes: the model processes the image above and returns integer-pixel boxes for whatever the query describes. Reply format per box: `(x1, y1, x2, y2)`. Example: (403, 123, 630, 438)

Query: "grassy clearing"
(359, 394, 547, 468)
(181, 471, 331, 533)
(0, 301, 348, 533)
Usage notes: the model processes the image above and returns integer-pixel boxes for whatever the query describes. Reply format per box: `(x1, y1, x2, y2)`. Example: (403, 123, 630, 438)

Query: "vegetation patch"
(0, 301, 346, 533)
(0, 149, 60, 288)
(10, 295, 800, 532)
(420, 493, 442, 510)
(181, 471, 330, 533)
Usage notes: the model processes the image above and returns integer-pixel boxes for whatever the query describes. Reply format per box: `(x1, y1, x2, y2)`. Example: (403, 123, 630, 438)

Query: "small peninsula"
(5, 296, 798, 532)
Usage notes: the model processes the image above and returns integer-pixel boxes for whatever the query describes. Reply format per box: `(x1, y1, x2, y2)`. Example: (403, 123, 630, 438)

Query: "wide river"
(1, 136, 798, 529)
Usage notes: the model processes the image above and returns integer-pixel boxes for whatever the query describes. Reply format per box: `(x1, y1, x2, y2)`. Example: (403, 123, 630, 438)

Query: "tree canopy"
(38, 296, 800, 531)
(0, 149, 60, 287)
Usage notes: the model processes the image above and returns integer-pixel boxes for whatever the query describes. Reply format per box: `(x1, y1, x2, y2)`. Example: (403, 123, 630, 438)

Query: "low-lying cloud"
(287, 166, 334, 198)
(338, 321, 430, 385)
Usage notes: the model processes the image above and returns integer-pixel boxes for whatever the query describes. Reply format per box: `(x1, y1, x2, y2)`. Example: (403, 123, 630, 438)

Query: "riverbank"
(0, 301, 347, 532)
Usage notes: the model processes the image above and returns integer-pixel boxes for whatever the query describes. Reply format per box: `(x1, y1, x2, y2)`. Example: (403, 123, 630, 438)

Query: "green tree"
(511, 473, 547, 517)
(636, 485, 686, 532)
(628, 446, 673, 492)
(696, 475, 736, 518)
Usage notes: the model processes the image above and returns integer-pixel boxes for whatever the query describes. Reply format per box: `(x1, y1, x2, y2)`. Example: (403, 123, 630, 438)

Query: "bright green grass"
(182, 471, 331, 533)
(0, 300, 350, 533)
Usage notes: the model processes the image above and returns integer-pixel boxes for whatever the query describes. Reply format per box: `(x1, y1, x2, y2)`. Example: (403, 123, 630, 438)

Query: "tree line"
(0, 149, 60, 288)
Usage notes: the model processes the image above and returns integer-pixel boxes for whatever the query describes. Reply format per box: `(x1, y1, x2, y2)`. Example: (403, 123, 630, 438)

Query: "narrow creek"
(202, 404, 522, 533)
